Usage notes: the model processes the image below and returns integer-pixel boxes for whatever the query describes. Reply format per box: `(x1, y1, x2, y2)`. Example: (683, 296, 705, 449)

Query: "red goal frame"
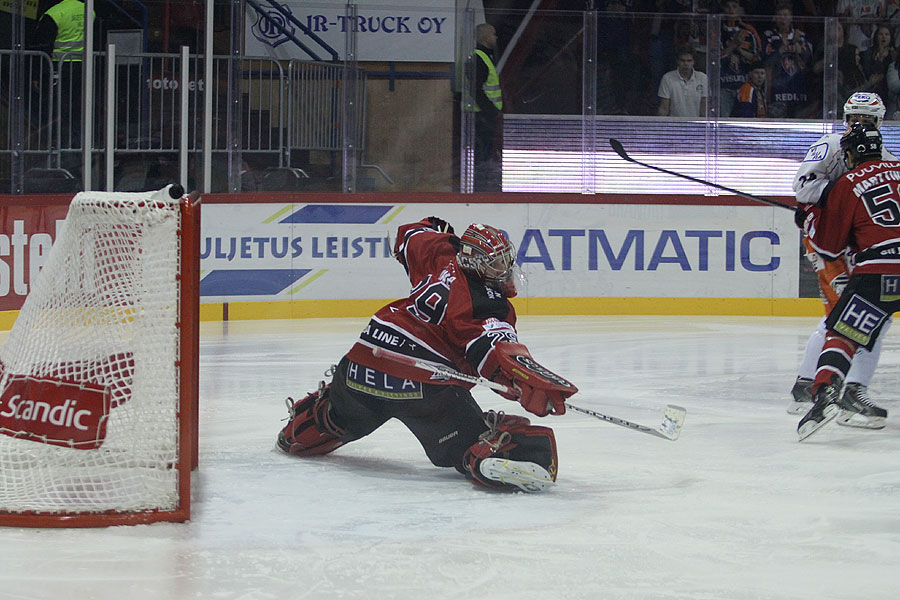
(0, 195, 200, 528)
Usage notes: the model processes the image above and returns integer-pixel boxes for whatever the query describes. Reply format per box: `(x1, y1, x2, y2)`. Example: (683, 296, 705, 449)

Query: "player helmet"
(457, 224, 519, 297)
(843, 92, 886, 128)
(841, 122, 882, 168)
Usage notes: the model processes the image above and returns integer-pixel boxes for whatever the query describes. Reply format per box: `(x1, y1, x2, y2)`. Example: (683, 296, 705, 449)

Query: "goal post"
(0, 185, 200, 527)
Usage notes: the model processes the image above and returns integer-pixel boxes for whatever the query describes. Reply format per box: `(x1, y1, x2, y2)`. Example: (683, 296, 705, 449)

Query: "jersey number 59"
(861, 184, 900, 227)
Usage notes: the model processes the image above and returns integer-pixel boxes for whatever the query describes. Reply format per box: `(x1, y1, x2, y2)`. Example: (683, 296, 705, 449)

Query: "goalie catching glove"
(486, 342, 578, 416)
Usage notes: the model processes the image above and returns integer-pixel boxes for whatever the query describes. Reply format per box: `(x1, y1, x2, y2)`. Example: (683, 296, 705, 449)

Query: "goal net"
(0, 186, 199, 527)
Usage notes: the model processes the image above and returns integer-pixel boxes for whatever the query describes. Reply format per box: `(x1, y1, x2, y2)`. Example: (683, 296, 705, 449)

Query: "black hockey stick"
(608, 138, 795, 211)
(370, 346, 686, 441)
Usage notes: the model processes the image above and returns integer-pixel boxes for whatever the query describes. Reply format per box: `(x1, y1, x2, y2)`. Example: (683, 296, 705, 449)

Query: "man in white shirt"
(657, 48, 708, 117)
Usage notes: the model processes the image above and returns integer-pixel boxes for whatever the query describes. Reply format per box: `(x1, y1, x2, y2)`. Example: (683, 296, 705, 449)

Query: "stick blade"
(658, 404, 687, 440)
(608, 138, 631, 161)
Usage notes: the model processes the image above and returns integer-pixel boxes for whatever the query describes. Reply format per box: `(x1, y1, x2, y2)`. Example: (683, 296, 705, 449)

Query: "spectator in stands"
(837, 22, 871, 99)
(648, 3, 696, 111)
(598, 0, 637, 114)
(793, 1, 837, 17)
(471, 23, 503, 192)
(647, 1, 710, 93)
(719, 0, 763, 118)
(808, 20, 869, 115)
(763, 2, 813, 118)
(838, 0, 886, 52)
(885, 55, 900, 116)
(888, 0, 900, 48)
(860, 23, 895, 99)
(658, 47, 708, 117)
(732, 61, 768, 116)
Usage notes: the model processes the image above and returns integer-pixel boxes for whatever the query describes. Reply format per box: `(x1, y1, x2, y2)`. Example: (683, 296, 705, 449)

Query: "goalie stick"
(370, 346, 686, 441)
(608, 138, 794, 212)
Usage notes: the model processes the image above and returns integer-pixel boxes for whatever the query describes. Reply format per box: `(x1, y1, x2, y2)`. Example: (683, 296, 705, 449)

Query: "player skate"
(787, 377, 813, 415)
(797, 382, 841, 441)
(836, 383, 887, 429)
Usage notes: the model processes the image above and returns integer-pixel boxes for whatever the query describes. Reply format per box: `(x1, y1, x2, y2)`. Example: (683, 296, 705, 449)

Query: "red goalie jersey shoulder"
(346, 219, 518, 385)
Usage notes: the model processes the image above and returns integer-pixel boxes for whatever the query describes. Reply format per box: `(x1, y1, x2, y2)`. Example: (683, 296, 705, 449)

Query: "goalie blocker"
(484, 342, 578, 417)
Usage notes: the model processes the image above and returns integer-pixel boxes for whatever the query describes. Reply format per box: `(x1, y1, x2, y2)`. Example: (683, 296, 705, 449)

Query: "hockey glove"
(427, 216, 454, 235)
(486, 342, 578, 417)
(794, 204, 809, 229)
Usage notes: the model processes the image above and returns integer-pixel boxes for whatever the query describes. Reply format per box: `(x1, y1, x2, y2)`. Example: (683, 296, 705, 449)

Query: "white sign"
(244, 0, 482, 62)
(198, 202, 799, 303)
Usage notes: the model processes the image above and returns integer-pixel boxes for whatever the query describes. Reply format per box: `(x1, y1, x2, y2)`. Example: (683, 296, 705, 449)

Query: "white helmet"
(843, 92, 886, 128)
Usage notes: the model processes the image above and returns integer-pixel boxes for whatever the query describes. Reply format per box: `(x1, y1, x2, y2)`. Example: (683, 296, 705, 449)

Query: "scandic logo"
(0, 376, 111, 449)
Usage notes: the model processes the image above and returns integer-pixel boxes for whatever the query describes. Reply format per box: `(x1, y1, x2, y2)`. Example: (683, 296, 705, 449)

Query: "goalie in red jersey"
(276, 217, 578, 491)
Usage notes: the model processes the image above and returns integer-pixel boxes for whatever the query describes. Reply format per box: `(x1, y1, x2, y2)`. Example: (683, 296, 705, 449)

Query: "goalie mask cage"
(0, 187, 199, 527)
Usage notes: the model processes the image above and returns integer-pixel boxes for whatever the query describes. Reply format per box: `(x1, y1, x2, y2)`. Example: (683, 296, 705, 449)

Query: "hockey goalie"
(276, 217, 578, 492)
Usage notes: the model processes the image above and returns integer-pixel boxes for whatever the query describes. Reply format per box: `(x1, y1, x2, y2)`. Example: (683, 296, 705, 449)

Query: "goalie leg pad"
(464, 421, 558, 492)
(276, 382, 346, 456)
(483, 409, 531, 428)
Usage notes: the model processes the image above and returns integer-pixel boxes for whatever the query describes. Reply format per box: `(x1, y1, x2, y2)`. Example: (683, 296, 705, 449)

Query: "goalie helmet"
(841, 122, 883, 168)
(843, 92, 886, 128)
(457, 223, 520, 297)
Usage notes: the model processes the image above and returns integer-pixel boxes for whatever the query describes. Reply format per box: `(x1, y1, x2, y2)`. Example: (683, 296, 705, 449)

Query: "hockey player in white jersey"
(789, 91, 893, 428)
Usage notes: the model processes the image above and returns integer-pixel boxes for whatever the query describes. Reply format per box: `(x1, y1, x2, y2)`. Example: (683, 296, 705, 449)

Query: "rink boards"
(0, 192, 815, 325)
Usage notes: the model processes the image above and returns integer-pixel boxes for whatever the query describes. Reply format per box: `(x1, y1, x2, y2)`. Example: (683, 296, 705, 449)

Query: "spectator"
(885, 56, 900, 115)
(732, 61, 768, 116)
(598, 0, 637, 114)
(838, 0, 886, 52)
(719, 0, 763, 118)
(647, 2, 709, 109)
(809, 20, 869, 114)
(673, 15, 708, 64)
(658, 47, 709, 116)
(888, 0, 900, 48)
(859, 23, 895, 99)
(794, 1, 837, 17)
(763, 3, 814, 118)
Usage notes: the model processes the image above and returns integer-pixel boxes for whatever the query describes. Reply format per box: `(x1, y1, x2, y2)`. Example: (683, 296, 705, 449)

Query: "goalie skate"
(836, 383, 887, 430)
(477, 458, 554, 493)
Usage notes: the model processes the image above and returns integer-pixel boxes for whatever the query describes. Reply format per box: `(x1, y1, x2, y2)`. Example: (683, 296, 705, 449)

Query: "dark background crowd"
(492, 0, 900, 119)
(2, 0, 899, 194)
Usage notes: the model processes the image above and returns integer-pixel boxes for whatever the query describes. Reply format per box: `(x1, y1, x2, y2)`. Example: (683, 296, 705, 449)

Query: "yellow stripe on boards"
(0, 297, 826, 330)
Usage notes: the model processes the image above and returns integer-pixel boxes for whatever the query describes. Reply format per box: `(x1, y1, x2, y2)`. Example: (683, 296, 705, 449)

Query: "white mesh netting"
(0, 189, 184, 515)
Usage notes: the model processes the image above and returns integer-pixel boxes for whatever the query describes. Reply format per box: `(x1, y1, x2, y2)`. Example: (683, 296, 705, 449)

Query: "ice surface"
(1, 316, 899, 600)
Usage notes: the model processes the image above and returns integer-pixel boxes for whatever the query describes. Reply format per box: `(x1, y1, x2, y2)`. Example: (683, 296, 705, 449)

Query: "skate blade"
(479, 458, 555, 492)
(798, 403, 840, 441)
(836, 411, 886, 430)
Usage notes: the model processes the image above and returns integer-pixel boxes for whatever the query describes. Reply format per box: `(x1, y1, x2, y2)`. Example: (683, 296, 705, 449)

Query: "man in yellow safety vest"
(32, 0, 92, 150)
(471, 23, 503, 192)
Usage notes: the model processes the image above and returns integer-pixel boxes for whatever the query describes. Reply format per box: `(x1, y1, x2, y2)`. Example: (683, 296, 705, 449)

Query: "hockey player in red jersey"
(276, 217, 578, 491)
(795, 122, 900, 440)
(788, 92, 894, 422)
